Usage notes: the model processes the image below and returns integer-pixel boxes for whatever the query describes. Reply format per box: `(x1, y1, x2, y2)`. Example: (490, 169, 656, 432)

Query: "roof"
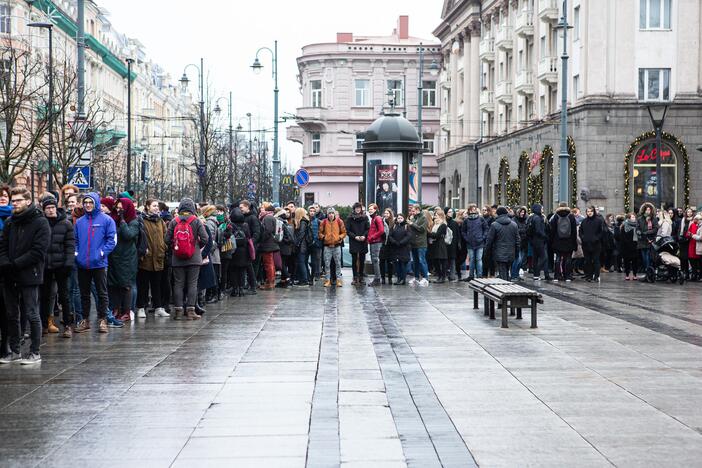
(359, 113, 422, 153)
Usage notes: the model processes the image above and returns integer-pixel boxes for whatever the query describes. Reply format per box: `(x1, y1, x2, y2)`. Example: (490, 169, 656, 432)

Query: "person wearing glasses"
(0, 188, 50, 365)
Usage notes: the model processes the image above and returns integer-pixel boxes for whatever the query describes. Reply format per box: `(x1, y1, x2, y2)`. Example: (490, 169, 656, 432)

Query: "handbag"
(247, 238, 256, 260)
(220, 238, 234, 253)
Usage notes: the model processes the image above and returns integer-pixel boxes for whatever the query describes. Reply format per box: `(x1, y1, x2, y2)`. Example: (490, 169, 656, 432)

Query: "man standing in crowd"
(0, 188, 50, 364)
(461, 204, 488, 281)
(73, 193, 116, 334)
(366, 203, 385, 286)
(239, 200, 261, 294)
(257, 202, 280, 290)
(408, 204, 429, 287)
(526, 204, 551, 281)
(550, 202, 577, 282)
(318, 207, 346, 287)
(485, 206, 520, 281)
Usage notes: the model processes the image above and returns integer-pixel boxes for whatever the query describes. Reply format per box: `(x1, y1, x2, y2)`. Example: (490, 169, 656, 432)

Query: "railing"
(537, 56, 558, 82)
(515, 10, 534, 35)
(538, 0, 559, 21)
(495, 81, 513, 101)
(515, 70, 534, 92)
(480, 90, 495, 110)
(495, 26, 513, 49)
(479, 38, 495, 60)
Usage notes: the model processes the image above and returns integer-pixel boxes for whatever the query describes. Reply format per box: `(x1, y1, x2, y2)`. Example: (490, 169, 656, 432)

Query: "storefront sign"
(634, 141, 673, 164)
(529, 151, 542, 171)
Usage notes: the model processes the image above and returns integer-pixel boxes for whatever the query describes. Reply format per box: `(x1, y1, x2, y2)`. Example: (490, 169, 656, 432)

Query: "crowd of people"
(0, 184, 700, 365)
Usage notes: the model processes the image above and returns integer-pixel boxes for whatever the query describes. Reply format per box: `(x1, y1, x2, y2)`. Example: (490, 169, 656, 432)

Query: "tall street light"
(214, 92, 234, 205)
(416, 42, 439, 205)
(647, 103, 668, 209)
(125, 58, 134, 190)
(556, 1, 572, 205)
(251, 41, 279, 206)
(28, 21, 54, 192)
(180, 58, 206, 201)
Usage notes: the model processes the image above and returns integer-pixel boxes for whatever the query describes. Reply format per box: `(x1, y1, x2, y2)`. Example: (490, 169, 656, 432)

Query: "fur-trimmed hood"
(638, 202, 656, 217)
(555, 206, 571, 216)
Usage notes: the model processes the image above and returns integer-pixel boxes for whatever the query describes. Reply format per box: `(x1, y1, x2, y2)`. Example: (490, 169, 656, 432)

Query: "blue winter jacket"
(310, 216, 322, 248)
(461, 214, 489, 249)
(74, 192, 117, 269)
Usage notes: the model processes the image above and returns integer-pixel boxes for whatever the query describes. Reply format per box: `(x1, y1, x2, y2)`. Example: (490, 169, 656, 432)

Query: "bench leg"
(489, 300, 495, 320)
(501, 302, 508, 328)
(473, 290, 478, 310)
(510, 306, 515, 317)
(530, 299, 538, 328)
(516, 307, 522, 320)
(484, 297, 489, 317)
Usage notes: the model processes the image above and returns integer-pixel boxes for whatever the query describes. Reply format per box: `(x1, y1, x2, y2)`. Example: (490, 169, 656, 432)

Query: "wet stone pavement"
(1, 270, 702, 467)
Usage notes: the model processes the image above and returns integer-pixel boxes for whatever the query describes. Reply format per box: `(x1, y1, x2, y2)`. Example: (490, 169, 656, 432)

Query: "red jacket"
(688, 222, 701, 259)
(367, 215, 385, 244)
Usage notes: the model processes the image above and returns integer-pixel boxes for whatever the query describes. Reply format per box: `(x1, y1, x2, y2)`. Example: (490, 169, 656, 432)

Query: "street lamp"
(555, 1, 573, 206)
(647, 103, 668, 209)
(28, 21, 54, 192)
(250, 41, 279, 206)
(180, 58, 206, 201)
(125, 58, 134, 190)
(214, 92, 234, 205)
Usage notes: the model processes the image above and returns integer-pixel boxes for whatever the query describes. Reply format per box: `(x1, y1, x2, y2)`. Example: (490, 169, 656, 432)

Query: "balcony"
(479, 38, 495, 62)
(538, 0, 560, 22)
(515, 70, 534, 94)
(495, 80, 513, 104)
(480, 90, 495, 112)
(495, 26, 513, 50)
(537, 56, 558, 84)
(295, 106, 327, 131)
(515, 10, 534, 36)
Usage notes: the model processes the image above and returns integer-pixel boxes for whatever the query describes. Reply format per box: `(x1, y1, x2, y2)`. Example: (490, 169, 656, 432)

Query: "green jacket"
(107, 219, 139, 287)
(408, 212, 428, 248)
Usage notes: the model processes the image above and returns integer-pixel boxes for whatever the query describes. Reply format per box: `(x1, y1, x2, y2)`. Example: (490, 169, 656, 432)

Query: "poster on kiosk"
(365, 152, 405, 214)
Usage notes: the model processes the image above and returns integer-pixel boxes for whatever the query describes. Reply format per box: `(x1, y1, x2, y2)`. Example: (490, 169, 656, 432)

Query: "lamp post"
(251, 41, 279, 206)
(647, 104, 668, 209)
(416, 42, 439, 205)
(214, 92, 234, 205)
(556, 1, 572, 206)
(28, 22, 54, 192)
(180, 59, 206, 201)
(125, 58, 134, 190)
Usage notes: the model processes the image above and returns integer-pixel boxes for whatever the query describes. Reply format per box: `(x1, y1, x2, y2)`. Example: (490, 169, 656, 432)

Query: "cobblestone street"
(1, 271, 701, 467)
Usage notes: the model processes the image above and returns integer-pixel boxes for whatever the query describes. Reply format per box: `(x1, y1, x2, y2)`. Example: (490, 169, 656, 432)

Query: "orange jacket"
(318, 216, 347, 247)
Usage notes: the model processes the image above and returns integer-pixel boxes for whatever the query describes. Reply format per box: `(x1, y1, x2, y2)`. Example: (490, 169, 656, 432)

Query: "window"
(387, 79, 403, 107)
(540, 36, 546, 56)
(633, 140, 677, 208)
(422, 81, 436, 107)
(638, 68, 670, 101)
(0, 5, 10, 34)
(640, 0, 672, 29)
(354, 79, 370, 106)
(355, 133, 365, 150)
(573, 6, 580, 40)
(311, 133, 320, 154)
(573, 74, 580, 98)
(423, 133, 434, 153)
(311, 80, 322, 108)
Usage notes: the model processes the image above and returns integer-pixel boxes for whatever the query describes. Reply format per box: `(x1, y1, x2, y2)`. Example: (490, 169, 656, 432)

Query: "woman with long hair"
(379, 208, 395, 284)
(388, 213, 411, 285)
(428, 208, 449, 283)
(107, 198, 140, 322)
(293, 207, 311, 286)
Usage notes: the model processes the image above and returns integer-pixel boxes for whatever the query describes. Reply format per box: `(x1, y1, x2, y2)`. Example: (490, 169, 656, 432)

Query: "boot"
(47, 316, 59, 334)
(185, 306, 201, 321)
(172, 307, 184, 321)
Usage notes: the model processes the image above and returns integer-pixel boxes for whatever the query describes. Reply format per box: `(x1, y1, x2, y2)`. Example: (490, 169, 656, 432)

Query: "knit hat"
(41, 196, 57, 210)
(201, 204, 217, 218)
(327, 207, 336, 215)
(119, 190, 135, 201)
(496, 206, 508, 216)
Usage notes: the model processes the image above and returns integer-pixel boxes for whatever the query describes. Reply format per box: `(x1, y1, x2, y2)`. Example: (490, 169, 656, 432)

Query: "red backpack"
(173, 216, 197, 259)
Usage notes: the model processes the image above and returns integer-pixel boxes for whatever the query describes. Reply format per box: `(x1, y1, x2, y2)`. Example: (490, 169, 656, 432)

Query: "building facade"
(287, 16, 442, 207)
(435, 0, 702, 213)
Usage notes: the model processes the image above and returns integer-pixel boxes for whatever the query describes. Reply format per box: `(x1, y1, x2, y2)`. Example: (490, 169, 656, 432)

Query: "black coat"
(485, 214, 519, 263)
(579, 215, 605, 248)
(243, 211, 262, 246)
(45, 210, 75, 271)
(230, 221, 252, 267)
(0, 205, 50, 286)
(387, 222, 411, 262)
(428, 223, 448, 260)
(445, 217, 460, 259)
(619, 222, 639, 258)
(294, 218, 310, 255)
(514, 215, 528, 249)
(549, 208, 578, 253)
(346, 213, 370, 254)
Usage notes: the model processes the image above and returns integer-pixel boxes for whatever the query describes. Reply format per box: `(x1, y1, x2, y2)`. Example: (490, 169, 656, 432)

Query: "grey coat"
(165, 215, 209, 267)
(485, 214, 520, 263)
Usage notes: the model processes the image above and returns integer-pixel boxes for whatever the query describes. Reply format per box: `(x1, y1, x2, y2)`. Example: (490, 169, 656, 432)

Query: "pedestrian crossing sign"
(68, 166, 91, 189)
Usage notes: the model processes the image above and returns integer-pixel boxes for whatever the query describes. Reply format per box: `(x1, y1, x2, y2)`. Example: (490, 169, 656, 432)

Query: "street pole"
(47, 26, 54, 193)
(76, 0, 85, 117)
(228, 91, 234, 205)
(199, 58, 206, 202)
(417, 43, 424, 205)
(655, 124, 662, 209)
(126, 58, 133, 190)
(557, 0, 570, 205)
(273, 40, 280, 207)
(248, 112, 253, 201)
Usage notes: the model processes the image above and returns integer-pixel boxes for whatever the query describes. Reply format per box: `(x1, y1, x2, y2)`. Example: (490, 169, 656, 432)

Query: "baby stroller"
(647, 236, 685, 284)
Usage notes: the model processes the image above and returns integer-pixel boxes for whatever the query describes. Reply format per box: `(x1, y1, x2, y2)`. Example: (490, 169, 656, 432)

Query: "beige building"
(435, 0, 702, 213)
(287, 16, 442, 207)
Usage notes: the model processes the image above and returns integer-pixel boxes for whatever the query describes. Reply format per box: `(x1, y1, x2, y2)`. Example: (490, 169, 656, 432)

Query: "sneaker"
(565, 278, 572, 282)
(98, 319, 108, 334)
(0, 352, 22, 364)
(154, 307, 170, 317)
(419, 278, 429, 287)
(19, 353, 41, 365)
(62, 326, 72, 339)
(136, 308, 147, 318)
(533, 277, 541, 281)
(73, 319, 91, 333)
(107, 316, 124, 328)
(408, 278, 418, 286)
(552, 278, 559, 283)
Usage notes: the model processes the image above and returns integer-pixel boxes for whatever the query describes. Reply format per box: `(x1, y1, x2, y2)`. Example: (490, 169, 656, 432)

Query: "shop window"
(632, 140, 677, 208)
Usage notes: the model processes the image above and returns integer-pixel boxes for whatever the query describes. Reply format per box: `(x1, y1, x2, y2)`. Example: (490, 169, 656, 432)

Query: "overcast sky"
(99, 0, 443, 169)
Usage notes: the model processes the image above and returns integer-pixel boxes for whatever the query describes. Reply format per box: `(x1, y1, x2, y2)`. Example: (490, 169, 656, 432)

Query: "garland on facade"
(623, 131, 690, 213)
(528, 174, 542, 208)
(540, 145, 554, 207)
(506, 179, 521, 206)
(496, 156, 510, 204)
(568, 136, 578, 208)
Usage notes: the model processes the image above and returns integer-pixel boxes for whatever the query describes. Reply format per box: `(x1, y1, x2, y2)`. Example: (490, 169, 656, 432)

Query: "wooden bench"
(467, 278, 511, 317)
(482, 283, 543, 329)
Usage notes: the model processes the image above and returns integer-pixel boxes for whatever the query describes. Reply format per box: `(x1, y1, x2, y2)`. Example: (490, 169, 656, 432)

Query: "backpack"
(273, 217, 284, 243)
(173, 216, 196, 259)
(232, 224, 246, 249)
(557, 215, 572, 240)
(282, 223, 295, 244)
(444, 224, 453, 245)
(136, 219, 148, 258)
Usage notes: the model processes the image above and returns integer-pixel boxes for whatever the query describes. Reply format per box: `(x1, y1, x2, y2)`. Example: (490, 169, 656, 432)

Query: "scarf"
(467, 213, 479, 220)
(623, 219, 638, 242)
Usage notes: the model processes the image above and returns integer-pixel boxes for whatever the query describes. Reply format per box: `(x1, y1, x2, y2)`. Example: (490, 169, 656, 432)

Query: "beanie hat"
(496, 206, 508, 216)
(41, 196, 58, 210)
(327, 207, 336, 215)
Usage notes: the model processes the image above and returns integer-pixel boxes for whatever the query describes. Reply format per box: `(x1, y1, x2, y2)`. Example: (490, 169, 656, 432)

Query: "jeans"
(554, 251, 573, 280)
(531, 240, 547, 278)
(369, 243, 382, 280)
(309, 246, 322, 278)
(137, 269, 163, 309)
(380, 258, 394, 280)
(467, 247, 484, 279)
(351, 252, 366, 279)
(511, 247, 526, 279)
(640, 248, 652, 273)
(172, 265, 200, 308)
(40, 269, 72, 327)
(69, 266, 82, 321)
(4, 284, 41, 354)
(296, 251, 309, 283)
(78, 268, 109, 320)
(324, 246, 342, 280)
(394, 259, 407, 282)
(411, 247, 428, 280)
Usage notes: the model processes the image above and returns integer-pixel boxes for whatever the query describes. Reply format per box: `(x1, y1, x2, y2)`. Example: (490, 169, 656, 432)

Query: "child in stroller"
(647, 236, 685, 284)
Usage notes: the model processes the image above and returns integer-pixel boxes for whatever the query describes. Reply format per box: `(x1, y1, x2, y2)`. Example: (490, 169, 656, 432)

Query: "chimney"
(397, 15, 409, 40)
(337, 32, 353, 43)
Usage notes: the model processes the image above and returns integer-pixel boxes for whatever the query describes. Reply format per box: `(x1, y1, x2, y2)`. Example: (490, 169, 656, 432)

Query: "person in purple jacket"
(73, 193, 116, 334)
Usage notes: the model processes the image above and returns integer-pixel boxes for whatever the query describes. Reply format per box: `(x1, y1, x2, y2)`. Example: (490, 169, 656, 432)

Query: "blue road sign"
(68, 166, 91, 189)
(295, 168, 310, 187)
